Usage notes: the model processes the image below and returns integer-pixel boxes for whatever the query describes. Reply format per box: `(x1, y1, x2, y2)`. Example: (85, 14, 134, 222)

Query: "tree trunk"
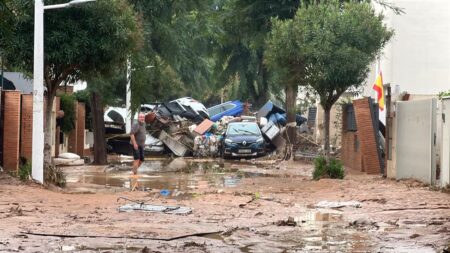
(323, 107, 331, 159)
(255, 61, 269, 107)
(44, 95, 55, 168)
(90, 91, 107, 165)
(285, 84, 298, 145)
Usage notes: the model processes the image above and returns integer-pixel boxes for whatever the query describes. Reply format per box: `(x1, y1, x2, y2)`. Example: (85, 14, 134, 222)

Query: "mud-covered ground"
(1, 158, 450, 253)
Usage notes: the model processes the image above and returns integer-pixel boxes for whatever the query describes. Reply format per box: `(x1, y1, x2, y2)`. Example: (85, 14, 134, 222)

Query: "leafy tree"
(211, 0, 301, 106)
(0, 0, 14, 47)
(266, 1, 393, 157)
(127, 0, 215, 105)
(58, 93, 76, 134)
(1, 0, 142, 169)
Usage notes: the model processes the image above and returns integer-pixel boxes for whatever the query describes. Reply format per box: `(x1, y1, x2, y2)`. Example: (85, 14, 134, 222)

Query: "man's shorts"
(132, 146, 145, 161)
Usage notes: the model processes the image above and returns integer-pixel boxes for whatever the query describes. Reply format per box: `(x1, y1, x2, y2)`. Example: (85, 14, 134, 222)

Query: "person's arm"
(130, 125, 138, 150)
(130, 134, 138, 150)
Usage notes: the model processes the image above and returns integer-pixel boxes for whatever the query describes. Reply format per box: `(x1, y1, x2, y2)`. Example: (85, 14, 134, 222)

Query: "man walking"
(130, 113, 146, 175)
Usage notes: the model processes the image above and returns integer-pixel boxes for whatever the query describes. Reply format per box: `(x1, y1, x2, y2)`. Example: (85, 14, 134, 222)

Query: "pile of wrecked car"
(105, 97, 306, 159)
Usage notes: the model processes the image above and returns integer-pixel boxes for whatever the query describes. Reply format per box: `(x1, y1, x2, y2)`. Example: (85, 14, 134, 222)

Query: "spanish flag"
(372, 70, 384, 111)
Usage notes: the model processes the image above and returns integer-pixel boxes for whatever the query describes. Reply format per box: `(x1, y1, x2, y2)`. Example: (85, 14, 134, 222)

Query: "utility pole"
(32, 0, 95, 184)
(384, 83, 391, 178)
(126, 58, 132, 133)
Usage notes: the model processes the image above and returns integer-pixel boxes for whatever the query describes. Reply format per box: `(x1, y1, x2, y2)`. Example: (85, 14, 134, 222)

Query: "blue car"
(207, 100, 243, 122)
(222, 122, 266, 158)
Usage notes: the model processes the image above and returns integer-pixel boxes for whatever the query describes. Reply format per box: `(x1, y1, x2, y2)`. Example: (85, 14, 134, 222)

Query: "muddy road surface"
(1, 158, 449, 252)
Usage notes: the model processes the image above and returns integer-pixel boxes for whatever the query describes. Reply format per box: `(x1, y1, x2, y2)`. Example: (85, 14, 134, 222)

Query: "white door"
(396, 99, 437, 185)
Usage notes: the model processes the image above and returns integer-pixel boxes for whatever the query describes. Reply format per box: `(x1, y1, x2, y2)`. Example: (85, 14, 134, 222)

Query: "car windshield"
(227, 123, 261, 136)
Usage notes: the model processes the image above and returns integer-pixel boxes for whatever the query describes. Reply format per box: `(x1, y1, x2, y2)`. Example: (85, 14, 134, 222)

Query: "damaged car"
(222, 122, 265, 158)
(207, 100, 243, 122)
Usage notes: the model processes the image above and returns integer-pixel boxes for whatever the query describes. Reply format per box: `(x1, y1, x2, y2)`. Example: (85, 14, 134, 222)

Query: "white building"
(363, 0, 450, 98)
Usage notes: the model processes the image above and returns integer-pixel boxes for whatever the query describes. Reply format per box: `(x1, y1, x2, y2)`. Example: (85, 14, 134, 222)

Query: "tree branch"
(373, 0, 405, 15)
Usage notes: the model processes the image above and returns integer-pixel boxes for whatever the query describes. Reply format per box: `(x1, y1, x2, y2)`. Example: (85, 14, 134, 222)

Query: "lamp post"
(32, 0, 95, 184)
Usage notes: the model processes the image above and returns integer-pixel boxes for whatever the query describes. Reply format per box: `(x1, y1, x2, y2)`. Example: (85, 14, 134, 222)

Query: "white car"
(171, 97, 209, 119)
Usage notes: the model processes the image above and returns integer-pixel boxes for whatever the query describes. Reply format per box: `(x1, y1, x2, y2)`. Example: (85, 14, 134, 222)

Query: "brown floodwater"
(65, 159, 270, 194)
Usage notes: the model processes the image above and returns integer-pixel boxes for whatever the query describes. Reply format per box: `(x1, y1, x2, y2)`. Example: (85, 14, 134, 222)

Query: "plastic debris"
(315, 201, 362, 209)
(160, 189, 171, 196)
(118, 203, 192, 214)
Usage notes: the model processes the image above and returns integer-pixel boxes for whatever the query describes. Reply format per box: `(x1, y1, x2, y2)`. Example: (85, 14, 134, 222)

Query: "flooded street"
(65, 159, 244, 193)
(1, 158, 449, 252)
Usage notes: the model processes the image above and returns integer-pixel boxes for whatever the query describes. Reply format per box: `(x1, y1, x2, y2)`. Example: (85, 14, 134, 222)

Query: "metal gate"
(395, 99, 437, 185)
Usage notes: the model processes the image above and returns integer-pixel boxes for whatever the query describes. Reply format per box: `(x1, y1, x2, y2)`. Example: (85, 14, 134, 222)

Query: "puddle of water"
(198, 210, 371, 252)
(66, 159, 251, 193)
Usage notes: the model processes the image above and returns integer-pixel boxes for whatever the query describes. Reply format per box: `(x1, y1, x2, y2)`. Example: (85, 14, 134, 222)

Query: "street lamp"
(125, 62, 154, 133)
(32, 0, 95, 184)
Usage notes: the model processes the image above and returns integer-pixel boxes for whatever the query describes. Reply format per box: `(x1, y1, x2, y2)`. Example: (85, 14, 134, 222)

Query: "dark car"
(222, 122, 265, 158)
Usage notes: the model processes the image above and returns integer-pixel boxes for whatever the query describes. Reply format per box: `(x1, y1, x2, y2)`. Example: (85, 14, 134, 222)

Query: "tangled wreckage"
(105, 97, 306, 158)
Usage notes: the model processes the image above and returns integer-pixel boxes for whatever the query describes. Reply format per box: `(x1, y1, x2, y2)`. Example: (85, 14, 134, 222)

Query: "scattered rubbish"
(159, 130, 189, 157)
(160, 189, 171, 196)
(360, 198, 387, 204)
(349, 218, 378, 229)
(144, 134, 165, 153)
(117, 196, 191, 214)
(257, 100, 306, 126)
(193, 134, 220, 157)
(22, 230, 222, 241)
(261, 121, 280, 141)
(275, 216, 297, 226)
(194, 119, 215, 135)
(61, 245, 76, 251)
(104, 97, 309, 159)
(315, 200, 362, 209)
(54, 153, 84, 166)
(119, 203, 191, 214)
(58, 153, 80, 159)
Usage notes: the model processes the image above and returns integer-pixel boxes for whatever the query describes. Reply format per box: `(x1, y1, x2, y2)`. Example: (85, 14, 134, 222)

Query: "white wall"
(441, 97, 450, 187)
(364, 0, 450, 97)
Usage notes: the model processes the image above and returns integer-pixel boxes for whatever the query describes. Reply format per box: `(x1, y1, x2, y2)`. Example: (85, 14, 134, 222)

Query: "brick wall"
(353, 98, 381, 174)
(2, 91, 21, 172)
(67, 101, 85, 157)
(341, 131, 362, 171)
(20, 94, 33, 161)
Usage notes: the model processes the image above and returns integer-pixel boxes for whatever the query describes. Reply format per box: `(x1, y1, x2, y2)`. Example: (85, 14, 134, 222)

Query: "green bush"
(313, 156, 327, 180)
(327, 158, 345, 179)
(18, 161, 32, 181)
(313, 156, 345, 180)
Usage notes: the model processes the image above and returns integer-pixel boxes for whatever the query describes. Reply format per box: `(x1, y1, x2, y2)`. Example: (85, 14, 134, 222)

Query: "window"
(223, 103, 236, 111)
(344, 104, 357, 131)
(207, 106, 223, 116)
(227, 123, 261, 136)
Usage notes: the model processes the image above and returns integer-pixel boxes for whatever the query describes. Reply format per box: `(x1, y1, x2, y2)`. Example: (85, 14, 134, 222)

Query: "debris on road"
(315, 200, 362, 209)
(118, 203, 192, 214)
(117, 196, 192, 214)
(275, 216, 297, 226)
(105, 98, 309, 159)
(54, 153, 84, 166)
